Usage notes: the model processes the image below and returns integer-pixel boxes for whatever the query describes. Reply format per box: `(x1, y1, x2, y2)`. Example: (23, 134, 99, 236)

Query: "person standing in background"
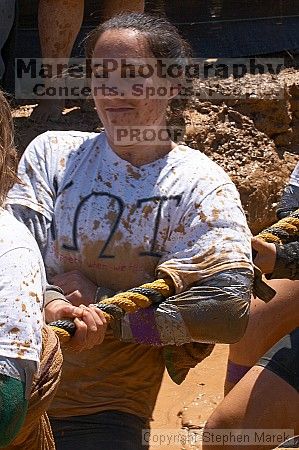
(0, 0, 15, 81)
(30, 0, 145, 122)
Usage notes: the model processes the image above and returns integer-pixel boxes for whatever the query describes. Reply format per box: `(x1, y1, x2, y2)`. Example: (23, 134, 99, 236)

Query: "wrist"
(44, 289, 71, 308)
(45, 297, 72, 308)
(267, 243, 277, 274)
(44, 298, 73, 323)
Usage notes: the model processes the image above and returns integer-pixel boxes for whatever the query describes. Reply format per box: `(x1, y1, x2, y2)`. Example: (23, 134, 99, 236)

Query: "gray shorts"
(257, 327, 299, 392)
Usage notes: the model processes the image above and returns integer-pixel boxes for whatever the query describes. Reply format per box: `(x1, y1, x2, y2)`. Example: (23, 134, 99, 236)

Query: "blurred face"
(91, 29, 173, 147)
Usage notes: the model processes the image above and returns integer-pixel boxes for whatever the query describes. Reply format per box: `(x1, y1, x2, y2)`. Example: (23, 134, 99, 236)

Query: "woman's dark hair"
(85, 12, 192, 60)
(0, 91, 20, 206)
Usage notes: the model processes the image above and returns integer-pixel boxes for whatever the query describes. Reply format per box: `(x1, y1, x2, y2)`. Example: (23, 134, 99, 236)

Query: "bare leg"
(31, 0, 144, 121)
(224, 278, 299, 394)
(102, 0, 144, 20)
(0, 0, 15, 79)
(203, 366, 299, 450)
(30, 0, 84, 122)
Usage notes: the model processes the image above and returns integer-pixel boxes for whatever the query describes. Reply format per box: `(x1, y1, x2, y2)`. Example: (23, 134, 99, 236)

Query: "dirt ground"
(151, 345, 228, 450)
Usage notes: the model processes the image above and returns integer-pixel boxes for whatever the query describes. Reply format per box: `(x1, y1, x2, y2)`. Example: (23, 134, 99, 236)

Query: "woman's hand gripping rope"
(49, 278, 175, 349)
(253, 207, 299, 264)
(45, 300, 107, 351)
(252, 208, 299, 301)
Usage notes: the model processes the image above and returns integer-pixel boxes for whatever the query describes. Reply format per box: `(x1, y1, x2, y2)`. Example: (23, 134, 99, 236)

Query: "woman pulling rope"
(7, 13, 254, 450)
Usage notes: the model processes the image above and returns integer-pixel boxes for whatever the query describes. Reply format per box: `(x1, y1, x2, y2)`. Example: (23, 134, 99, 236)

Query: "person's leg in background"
(0, 0, 15, 81)
(203, 329, 299, 450)
(30, 0, 84, 121)
(203, 365, 299, 450)
(31, 0, 145, 122)
(225, 278, 299, 394)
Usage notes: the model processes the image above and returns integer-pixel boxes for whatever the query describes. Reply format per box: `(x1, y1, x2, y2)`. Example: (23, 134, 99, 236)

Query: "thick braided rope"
(99, 279, 174, 311)
(50, 278, 175, 348)
(257, 209, 299, 244)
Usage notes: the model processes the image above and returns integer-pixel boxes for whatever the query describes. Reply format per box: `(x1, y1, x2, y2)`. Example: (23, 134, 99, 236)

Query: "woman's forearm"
(120, 269, 253, 346)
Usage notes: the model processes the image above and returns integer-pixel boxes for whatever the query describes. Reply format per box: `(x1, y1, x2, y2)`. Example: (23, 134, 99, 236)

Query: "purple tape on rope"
(129, 307, 161, 345)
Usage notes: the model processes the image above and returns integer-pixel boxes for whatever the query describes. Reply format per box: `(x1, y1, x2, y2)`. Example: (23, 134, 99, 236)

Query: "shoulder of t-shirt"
(289, 161, 299, 187)
(23, 131, 105, 178)
(28, 130, 103, 157)
(0, 210, 41, 258)
(172, 144, 232, 184)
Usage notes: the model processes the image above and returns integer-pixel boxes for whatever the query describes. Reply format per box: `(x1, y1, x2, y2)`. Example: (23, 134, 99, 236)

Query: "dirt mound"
(183, 105, 292, 234)
(170, 68, 299, 233)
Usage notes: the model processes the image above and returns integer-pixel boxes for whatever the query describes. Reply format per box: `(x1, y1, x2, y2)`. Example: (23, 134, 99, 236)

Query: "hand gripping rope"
(252, 208, 299, 301)
(255, 209, 299, 244)
(49, 278, 175, 348)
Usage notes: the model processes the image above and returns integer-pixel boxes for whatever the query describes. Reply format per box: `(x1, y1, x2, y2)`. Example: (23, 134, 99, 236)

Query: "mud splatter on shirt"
(6, 131, 252, 419)
(0, 209, 45, 368)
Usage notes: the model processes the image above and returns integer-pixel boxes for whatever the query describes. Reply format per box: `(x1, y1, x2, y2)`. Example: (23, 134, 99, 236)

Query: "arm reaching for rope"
(253, 237, 299, 280)
(49, 268, 252, 347)
(49, 267, 252, 348)
(121, 182, 253, 346)
(253, 163, 299, 280)
(119, 268, 252, 346)
(251, 238, 277, 274)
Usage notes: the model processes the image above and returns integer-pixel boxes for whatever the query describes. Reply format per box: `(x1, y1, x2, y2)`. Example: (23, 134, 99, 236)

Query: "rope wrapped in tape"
(49, 277, 174, 348)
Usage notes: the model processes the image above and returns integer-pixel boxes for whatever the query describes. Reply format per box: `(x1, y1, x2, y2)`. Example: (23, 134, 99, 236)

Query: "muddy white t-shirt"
(289, 162, 299, 187)
(0, 209, 45, 372)
(7, 131, 252, 292)
(7, 131, 252, 418)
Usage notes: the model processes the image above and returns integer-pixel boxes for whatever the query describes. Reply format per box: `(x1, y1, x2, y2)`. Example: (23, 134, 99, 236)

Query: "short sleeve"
(0, 247, 44, 365)
(289, 162, 299, 187)
(157, 183, 253, 293)
(6, 132, 55, 221)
